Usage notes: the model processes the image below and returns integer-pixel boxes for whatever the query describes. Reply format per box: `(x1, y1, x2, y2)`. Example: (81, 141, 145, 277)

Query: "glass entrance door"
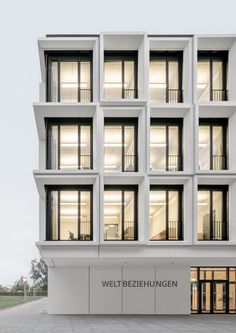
(200, 281, 227, 314)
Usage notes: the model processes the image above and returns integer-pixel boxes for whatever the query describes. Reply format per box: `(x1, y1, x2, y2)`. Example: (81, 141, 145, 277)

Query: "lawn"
(0, 296, 42, 309)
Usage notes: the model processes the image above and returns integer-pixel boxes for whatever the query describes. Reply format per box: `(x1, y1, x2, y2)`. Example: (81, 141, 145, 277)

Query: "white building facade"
(34, 33, 236, 314)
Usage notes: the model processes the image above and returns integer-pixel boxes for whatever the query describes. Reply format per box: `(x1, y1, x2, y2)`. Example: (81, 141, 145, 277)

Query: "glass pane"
(80, 191, 91, 240)
(213, 126, 224, 170)
(60, 191, 78, 240)
(124, 126, 135, 171)
(50, 126, 58, 169)
(104, 61, 122, 99)
(104, 125, 122, 172)
(80, 126, 91, 170)
(150, 125, 166, 171)
(60, 62, 78, 102)
(198, 190, 210, 240)
(213, 61, 223, 101)
(60, 125, 78, 169)
(124, 191, 135, 240)
(213, 282, 226, 313)
(149, 191, 166, 240)
(51, 62, 58, 102)
(212, 191, 223, 240)
(201, 282, 211, 313)
(197, 60, 210, 101)
(149, 61, 166, 102)
(214, 268, 227, 280)
(229, 283, 236, 312)
(168, 126, 179, 171)
(104, 190, 122, 240)
(168, 61, 179, 102)
(50, 191, 58, 240)
(80, 61, 91, 102)
(200, 268, 213, 280)
(168, 191, 179, 240)
(199, 126, 210, 170)
(124, 61, 135, 99)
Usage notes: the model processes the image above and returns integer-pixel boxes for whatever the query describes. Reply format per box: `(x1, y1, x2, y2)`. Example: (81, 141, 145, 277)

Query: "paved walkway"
(0, 298, 236, 333)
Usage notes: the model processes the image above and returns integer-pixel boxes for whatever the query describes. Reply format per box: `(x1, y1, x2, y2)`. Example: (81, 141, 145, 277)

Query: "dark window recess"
(197, 51, 228, 102)
(104, 51, 138, 100)
(46, 185, 93, 241)
(149, 51, 183, 103)
(46, 51, 93, 102)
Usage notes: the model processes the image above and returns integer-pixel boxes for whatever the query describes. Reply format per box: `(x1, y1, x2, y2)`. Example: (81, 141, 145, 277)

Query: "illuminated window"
(197, 51, 228, 101)
(149, 51, 183, 102)
(46, 186, 92, 241)
(149, 186, 183, 241)
(104, 119, 138, 172)
(104, 52, 138, 100)
(46, 119, 92, 170)
(46, 52, 92, 102)
(104, 186, 138, 241)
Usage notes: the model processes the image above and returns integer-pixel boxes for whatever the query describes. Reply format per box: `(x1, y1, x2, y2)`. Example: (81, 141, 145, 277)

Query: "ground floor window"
(191, 267, 236, 314)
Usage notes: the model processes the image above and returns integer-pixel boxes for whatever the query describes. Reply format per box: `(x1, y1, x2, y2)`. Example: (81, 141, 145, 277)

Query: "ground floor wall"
(48, 265, 190, 314)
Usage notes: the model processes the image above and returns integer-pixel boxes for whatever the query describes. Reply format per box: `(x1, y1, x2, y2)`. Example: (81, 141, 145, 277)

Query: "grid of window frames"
(104, 118, 138, 172)
(46, 118, 93, 170)
(198, 119, 228, 171)
(104, 185, 138, 241)
(197, 185, 228, 241)
(149, 51, 183, 103)
(46, 186, 93, 241)
(149, 185, 183, 241)
(103, 51, 138, 100)
(191, 267, 236, 314)
(46, 51, 93, 103)
(197, 51, 228, 102)
(150, 119, 183, 172)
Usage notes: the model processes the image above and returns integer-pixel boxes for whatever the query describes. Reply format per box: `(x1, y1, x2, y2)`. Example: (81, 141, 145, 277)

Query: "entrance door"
(200, 280, 227, 313)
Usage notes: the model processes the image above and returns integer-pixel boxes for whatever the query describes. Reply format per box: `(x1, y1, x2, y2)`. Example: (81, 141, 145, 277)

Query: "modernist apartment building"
(34, 33, 236, 315)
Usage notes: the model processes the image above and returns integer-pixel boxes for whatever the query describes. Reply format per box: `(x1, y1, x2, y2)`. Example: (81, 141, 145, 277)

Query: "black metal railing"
(67, 221, 91, 241)
(168, 89, 183, 103)
(168, 221, 179, 240)
(80, 154, 91, 170)
(212, 89, 228, 102)
(104, 223, 119, 240)
(124, 221, 135, 240)
(213, 220, 224, 240)
(213, 155, 227, 170)
(124, 155, 136, 172)
(167, 155, 183, 171)
(79, 89, 92, 103)
(124, 89, 137, 99)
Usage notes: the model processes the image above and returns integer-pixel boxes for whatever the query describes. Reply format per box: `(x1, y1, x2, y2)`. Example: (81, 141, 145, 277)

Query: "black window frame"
(104, 185, 138, 241)
(104, 118, 138, 172)
(104, 51, 138, 99)
(199, 118, 228, 170)
(149, 185, 183, 241)
(46, 185, 93, 241)
(150, 51, 183, 103)
(46, 118, 93, 170)
(46, 51, 93, 102)
(198, 185, 228, 241)
(150, 118, 183, 171)
(198, 51, 228, 101)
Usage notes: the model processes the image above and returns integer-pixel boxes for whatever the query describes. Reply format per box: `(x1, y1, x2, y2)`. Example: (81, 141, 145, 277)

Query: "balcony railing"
(168, 89, 183, 103)
(201, 220, 226, 240)
(67, 221, 91, 241)
(104, 221, 136, 240)
(167, 154, 183, 171)
(79, 89, 92, 103)
(149, 88, 183, 103)
(124, 89, 137, 99)
(104, 88, 137, 100)
(168, 220, 180, 240)
(80, 154, 92, 170)
(213, 220, 225, 240)
(213, 155, 227, 170)
(124, 155, 136, 172)
(124, 221, 135, 240)
(212, 89, 228, 102)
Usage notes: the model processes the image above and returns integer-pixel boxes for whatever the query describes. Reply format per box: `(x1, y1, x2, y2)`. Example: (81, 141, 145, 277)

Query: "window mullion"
(122, 59, 125, 99)
(166, 190, 169, 240)
(122, 125, 125, 172)
(166, 125, 169, 171)
(78, 59, 80, 102)
(58, 125, 60, 170)
(58, 60, 60, 102)
(78, 125, 80, 170)
(58, 190, 60, 241)
(122, 190, 125, 240)
(210, 190, 213, 240)
(166, 60, 169, 103)
(78, 190, 80, 241)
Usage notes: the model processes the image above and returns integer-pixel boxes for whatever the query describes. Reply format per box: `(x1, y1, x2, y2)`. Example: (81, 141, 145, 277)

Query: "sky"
(0, 0, 236, 285)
